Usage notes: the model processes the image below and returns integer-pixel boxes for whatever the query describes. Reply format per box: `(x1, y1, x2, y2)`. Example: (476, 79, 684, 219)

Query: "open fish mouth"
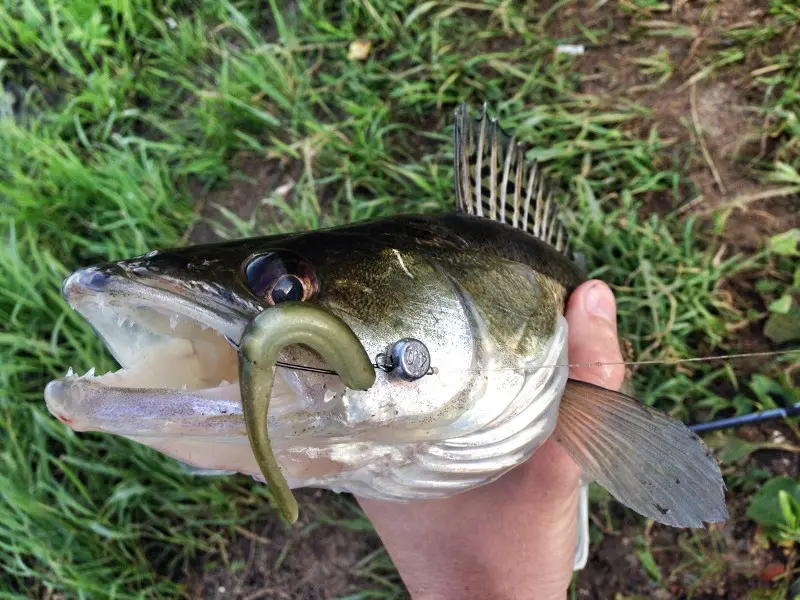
(43, 263, 260, 436)
(43, 258, 385, 523)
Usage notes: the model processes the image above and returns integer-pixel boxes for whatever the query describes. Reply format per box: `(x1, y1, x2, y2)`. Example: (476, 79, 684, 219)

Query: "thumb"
(565, 280, 626, 391)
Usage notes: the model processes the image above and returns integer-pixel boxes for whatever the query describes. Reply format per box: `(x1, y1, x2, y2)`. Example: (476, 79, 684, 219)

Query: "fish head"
(44, 215, 575, 489)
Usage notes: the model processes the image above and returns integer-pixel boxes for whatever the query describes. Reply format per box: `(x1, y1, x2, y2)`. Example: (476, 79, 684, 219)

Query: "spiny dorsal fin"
(454, 102, 569, 254)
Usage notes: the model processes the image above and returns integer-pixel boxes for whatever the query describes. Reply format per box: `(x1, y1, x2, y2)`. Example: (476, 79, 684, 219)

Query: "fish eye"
(243, 251, 317, 305)
(270, 274, 305, 303)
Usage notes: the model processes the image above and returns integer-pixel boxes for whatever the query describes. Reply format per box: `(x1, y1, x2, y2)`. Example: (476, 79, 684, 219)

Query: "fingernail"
(585, 281, 616, 326)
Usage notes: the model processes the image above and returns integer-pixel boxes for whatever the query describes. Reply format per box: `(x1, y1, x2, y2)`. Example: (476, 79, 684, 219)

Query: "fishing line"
(511, 349, 800, 373)
(226, 335, 339, 375)
(229, 333, 799, 378)
(225, 332, 799, 377)
(227, 331, 798, 432)
(418, 348, 800, 375)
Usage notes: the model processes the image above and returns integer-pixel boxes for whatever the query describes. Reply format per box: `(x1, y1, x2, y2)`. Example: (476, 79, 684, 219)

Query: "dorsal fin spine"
(549, 194, 559, 245)
(475, 105, 486, 218)
(542, 192, 551, 242)
(512, 144, 523, 229)
(500, 136, 516, 224)
(489, 119, 498, 220)
(458, 108, 473, 215)
(453, 103, 571, 256)
(534, 181, 544, 238)
(522, 162, 537, 233)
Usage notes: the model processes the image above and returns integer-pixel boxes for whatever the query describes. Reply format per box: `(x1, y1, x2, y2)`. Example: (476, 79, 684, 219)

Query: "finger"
(565, 280, 625, 392)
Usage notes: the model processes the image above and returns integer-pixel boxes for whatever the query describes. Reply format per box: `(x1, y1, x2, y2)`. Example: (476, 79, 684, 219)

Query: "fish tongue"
(553, 379, 728, 528)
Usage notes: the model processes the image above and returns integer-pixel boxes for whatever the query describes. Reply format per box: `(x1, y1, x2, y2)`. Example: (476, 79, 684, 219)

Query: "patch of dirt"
(649, 78, 798, 255)
(185, 151, 302, 245)
(183, 489, 398, 600)
(678, 78, 798, 255)
(564, 0, 800, 242)
(541, 0, 632, 42)
(575, 523, 656, 596)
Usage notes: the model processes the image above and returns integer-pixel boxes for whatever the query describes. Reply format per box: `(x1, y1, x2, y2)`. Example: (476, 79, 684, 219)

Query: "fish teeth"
(64, 366, 116, 380)
(117, 315, 125, 327)
(170, 314, 180, 329)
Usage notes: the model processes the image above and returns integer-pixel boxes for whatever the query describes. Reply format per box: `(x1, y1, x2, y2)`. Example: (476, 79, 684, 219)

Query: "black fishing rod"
(689, 403, 800, 433)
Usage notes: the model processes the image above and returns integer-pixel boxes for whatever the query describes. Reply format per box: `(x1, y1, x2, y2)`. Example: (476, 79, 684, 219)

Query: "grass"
(1, 0, 798, 597)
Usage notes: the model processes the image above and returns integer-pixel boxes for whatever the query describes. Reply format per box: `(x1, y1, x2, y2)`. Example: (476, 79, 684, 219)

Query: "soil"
(179, 1, 799, 597)
(183, 489, 400, 600)
(184, 151, 302, 246)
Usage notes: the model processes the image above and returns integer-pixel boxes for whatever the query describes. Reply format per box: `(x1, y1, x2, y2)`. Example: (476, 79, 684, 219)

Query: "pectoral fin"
(554, 379, 728, 528)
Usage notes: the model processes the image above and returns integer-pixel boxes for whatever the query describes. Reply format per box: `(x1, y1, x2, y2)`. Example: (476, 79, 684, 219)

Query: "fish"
(44, 103, 727, 534)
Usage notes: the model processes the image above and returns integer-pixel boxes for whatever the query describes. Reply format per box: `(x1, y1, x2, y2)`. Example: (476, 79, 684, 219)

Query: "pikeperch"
(44, 104, 727, 541)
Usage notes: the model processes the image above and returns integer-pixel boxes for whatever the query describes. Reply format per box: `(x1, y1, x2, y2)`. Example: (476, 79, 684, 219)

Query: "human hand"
(357, 280, 626, 600)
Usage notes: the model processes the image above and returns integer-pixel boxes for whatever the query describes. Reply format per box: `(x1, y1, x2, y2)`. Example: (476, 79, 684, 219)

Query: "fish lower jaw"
(44, 321, 247, 433)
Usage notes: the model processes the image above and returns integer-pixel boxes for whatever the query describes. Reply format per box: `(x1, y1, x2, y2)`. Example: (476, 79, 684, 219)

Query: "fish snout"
(62, 266, 115, 303)
(44, 378, 90, 430)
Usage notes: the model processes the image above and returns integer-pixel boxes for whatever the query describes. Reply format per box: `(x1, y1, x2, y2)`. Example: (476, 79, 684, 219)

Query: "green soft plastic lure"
(239, 302, 376, 522)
